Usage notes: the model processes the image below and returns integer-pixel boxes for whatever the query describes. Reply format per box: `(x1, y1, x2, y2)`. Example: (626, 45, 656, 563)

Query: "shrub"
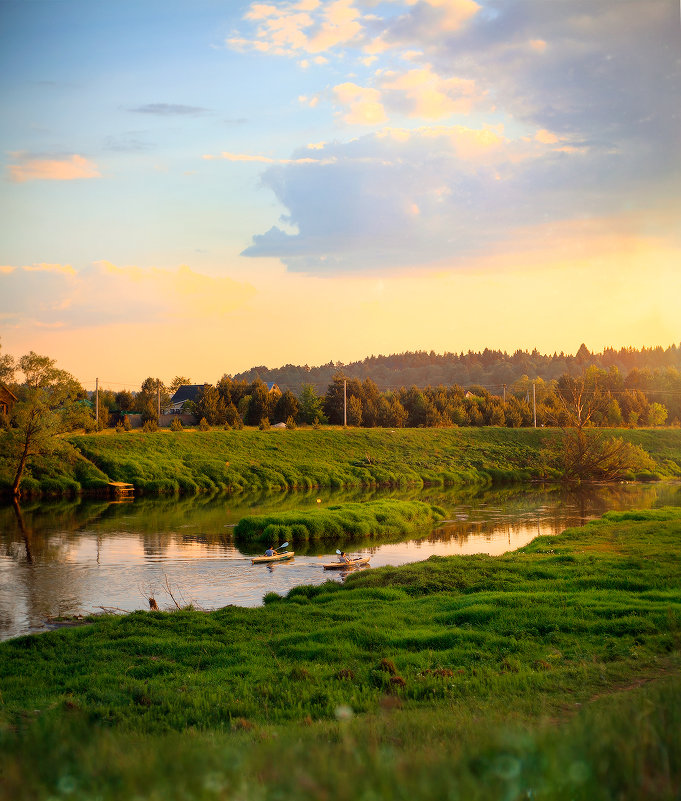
(286, 416, 297, 430)
(170, 417, 183, 432)
(198, 418, 210, 431)
(142, 419, 158, 433)
(259, 417, 271, 431)
(123, 416, 132, 431)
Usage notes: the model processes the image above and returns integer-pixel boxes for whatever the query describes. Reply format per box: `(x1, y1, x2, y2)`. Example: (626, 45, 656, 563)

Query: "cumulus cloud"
(8, 153, 100, 183)
(0, 262, 255, 329)
(241, 119, 679, 273)
(230, 0, 679, 274)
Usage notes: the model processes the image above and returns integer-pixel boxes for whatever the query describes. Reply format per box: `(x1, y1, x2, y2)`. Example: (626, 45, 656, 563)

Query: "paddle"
(275, 542, 289, 551)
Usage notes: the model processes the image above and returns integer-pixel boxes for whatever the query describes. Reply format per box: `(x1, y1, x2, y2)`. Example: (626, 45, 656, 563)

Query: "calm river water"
(1, 482, 679, 640)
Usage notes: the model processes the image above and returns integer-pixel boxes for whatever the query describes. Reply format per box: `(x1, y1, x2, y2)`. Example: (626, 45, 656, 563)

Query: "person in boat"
(265, 547, 275, 557)
(339, 551, 352, 563)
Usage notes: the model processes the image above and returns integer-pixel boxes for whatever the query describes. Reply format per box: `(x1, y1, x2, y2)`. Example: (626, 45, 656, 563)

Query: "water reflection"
(1, 482, 679, 640)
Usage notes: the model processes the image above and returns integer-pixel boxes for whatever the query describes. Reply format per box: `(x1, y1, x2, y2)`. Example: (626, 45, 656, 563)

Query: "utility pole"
(343, 379, 347, 427)
(533, 381, 537, 428)
(503, 384, 506, 403)
(157, 380, 161, 422)
(95, 377, 99, 425)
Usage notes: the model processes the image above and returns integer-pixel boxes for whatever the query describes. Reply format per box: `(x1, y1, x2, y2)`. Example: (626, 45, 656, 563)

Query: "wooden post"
(344, 379, 347, 427)
(157, 380, 161, 421)
(95, 377, 99, 424)
(533, 381, 537, 428)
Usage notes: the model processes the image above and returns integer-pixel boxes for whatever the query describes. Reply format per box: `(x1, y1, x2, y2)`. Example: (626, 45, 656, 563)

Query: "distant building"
(165, 384, 204, 414)
(0, 383, 17, 416)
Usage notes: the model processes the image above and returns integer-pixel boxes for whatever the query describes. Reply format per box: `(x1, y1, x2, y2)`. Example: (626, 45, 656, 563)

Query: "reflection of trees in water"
(0, 499, 89, 639)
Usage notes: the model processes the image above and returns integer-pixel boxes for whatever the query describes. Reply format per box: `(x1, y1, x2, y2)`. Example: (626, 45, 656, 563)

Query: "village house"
(164, 384, 204, 414)
(0, 383, 17, 416)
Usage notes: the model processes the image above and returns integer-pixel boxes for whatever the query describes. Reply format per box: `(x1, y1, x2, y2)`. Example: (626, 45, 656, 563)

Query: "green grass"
(1, 508, 680, 799)
(233, 498, 446, 544)
(2, 426, 681, 498)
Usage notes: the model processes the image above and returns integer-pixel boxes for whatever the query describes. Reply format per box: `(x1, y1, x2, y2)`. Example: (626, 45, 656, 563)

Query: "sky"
(1, 0, 680, 392)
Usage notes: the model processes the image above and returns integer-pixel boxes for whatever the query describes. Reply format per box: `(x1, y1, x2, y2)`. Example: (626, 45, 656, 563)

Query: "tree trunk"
(11, 442, 30, 498)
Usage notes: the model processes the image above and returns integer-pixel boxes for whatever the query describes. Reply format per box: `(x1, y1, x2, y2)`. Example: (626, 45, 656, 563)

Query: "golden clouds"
(333, 83, 387, 124)
(8, 154, 100, 183)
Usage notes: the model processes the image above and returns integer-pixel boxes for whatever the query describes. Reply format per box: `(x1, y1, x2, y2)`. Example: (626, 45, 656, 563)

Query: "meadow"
(2, 426, 680, 497)
(1, 508, 680, 799)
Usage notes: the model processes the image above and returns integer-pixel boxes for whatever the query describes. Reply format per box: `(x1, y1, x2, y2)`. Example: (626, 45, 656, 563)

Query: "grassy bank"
(3, 426, 678, 498)
(1, 508, 680, 799)
(233, 499, 446, 544)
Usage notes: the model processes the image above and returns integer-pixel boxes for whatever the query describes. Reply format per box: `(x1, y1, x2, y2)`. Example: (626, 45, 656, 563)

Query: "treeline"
(233, 343, 681, 397)
(172, 367, 673, 429)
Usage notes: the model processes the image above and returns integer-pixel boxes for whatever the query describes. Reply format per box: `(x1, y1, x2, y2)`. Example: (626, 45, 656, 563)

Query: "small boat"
(322, 556, 370, 570)
(251, 551, 295, 565)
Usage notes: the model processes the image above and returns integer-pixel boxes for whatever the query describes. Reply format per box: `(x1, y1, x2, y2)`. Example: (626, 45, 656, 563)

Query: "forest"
(233, 342, 681, 395)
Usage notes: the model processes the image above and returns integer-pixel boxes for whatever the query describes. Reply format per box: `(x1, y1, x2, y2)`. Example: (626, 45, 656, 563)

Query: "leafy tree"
(6, 352, 84, 497)
(298, 384, 327, 425)
(169, 376, 192, 394)
(134, 377, 170, 422)
(115, 389, 134, 413)
(274, 390, 299, 424)
(195, 384, 227, 425)
(347, 395, 363, 426)
(0, 338, 15, 384)
(245, 381, 276, 426)
(324, 374, 362, 425)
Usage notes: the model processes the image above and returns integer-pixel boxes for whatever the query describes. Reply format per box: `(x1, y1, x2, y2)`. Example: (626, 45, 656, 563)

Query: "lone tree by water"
(6, 352, 85, 498)
(548, 371, 654, 482)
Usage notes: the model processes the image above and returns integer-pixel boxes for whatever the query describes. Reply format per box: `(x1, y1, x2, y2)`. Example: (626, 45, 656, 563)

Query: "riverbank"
(2, 426, 681, 499)
(1, 508, 680, 799)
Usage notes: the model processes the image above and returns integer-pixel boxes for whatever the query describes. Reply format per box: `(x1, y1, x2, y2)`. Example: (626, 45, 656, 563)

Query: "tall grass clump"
(233, 499, 446, 544)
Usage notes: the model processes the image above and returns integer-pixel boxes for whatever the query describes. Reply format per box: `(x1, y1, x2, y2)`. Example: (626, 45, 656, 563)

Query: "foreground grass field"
(3, 426, 681, 497)
(1, 508, 680, 799)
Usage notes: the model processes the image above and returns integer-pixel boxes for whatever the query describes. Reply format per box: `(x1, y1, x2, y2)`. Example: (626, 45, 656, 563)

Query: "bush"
(123, 416, 132, 431)
(142, 419, 158, 433)
(286, 416, 297, 430)
(198, 417, 210, 431)
(170, 418, 183, 432)
(259, 417, 271, 431)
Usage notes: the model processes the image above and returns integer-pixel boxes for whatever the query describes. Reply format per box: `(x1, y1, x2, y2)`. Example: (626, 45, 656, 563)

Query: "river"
(1, 481, 679, 640)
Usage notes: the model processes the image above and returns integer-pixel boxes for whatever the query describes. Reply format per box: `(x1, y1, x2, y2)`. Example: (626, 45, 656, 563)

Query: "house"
(164, 384, 204, 414)
(265, 382, 281, 395)
(0, 383, 17, 416)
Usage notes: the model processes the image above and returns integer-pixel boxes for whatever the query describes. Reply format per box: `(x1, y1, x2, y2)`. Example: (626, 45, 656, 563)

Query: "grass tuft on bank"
(233, 498, 446, 544)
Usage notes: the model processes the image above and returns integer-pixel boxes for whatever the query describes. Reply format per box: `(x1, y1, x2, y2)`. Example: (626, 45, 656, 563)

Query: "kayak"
(251, 551, 294, 564)
(322, 557, 370, 570)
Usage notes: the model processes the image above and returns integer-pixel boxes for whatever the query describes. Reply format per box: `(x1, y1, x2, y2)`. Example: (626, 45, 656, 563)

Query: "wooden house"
(0, 383, 17, 416)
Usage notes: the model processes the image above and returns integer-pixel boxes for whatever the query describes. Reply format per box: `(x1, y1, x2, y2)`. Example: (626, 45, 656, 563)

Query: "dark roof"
(265, 382, 280, 392)
(170, 385, 204, 404)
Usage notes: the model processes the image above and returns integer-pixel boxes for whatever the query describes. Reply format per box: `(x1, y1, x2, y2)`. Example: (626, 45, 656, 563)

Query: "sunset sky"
(1, 0, 680, 392)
